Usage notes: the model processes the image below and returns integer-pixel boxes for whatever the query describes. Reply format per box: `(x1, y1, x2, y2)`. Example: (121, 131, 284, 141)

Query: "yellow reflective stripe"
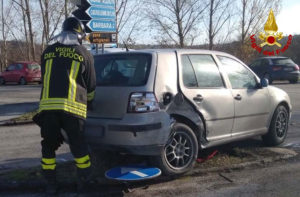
(39, 105, 86, 118)
(39, 106, 86, 116)
(42, 158, 56, 164)
(68, 61, 80, 101)
(42, 59, 53, 99)
(39, 107, 86, 118)
(42, 164, 56, 170)
(76, 161, 91, 169)
(74, 155, 90, 164)
(40, 99, 86, 110)
(87, 91, 95, 101)
(75, 155, 91, 169)
(39, 103, 86, 113)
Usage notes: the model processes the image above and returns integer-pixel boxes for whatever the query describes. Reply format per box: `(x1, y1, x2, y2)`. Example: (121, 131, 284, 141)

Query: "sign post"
(72, 0, 117, 53)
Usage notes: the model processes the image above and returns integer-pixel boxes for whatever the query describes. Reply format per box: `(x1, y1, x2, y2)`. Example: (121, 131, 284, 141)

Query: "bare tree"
(39, 0, 67, 51)
(145, 0, 207, 48)
(115, 0, 144, 44)
(206, 0, 232, 50)
(20, 0, 30, 60)
(0, 1, 15, 70)
(23, 0, 36, 61)
(239, 0, 282, 45)
(0, 0, 7, 71)
(237, 0, 281, 61)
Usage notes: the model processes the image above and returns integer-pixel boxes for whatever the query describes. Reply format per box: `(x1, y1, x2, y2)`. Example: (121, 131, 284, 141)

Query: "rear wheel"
(19, 77, 27, 85)
(151, 123, 198, 176)
(264, 73, 272, 84)
(0, 77, 5, 85)
(262, 105, 289, 146)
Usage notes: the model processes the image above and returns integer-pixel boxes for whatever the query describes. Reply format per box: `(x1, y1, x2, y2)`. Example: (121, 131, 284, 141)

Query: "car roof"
(255, 56, 289, 60)
(12, 61, 39, 64)
(93, 48, 235, 58)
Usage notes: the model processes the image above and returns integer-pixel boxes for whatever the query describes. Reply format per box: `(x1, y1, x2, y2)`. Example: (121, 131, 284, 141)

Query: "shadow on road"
(0, 102, 38, 121)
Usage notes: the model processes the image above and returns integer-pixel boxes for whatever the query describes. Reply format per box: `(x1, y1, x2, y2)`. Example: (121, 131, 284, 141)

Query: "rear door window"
(7, 65, 16, 71)
(94, 54, 152, 86)
(250, 60, 261, 67)
(181, 55, 198, 88)
(181, 54, 224, 88)
(15, 64, 23, 70)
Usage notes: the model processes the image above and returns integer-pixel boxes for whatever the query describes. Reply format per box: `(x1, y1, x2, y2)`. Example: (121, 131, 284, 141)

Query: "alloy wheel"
(275, 110, 288, 138)
(164, 131, 195, 171)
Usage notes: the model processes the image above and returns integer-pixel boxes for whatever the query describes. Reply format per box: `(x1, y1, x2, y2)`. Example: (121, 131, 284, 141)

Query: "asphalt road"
(0, 82, 299, 196)
(0, 85, 41, 121)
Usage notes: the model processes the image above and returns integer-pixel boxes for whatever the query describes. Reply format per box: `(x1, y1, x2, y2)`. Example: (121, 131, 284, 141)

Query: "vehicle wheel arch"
(19, 76, 27, 85)
(263, 103, 289, 146)
(170, 113, 205, 147)
(0, 76, 5, 84)
(268, 101, 290, 129)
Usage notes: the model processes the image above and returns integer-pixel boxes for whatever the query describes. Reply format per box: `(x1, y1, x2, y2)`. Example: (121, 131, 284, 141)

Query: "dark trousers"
(40, 111, 91, 180)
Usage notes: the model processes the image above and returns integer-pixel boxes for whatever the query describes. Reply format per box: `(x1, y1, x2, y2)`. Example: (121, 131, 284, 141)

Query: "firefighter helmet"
(62, 17, 86, 42)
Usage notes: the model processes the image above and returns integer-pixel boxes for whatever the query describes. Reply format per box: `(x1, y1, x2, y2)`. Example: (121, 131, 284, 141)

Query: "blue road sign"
(86, 6, 115, 20)
(87, 0, 115, 7)
(105, 166, 161, 181)
(87, 19, 116, 32)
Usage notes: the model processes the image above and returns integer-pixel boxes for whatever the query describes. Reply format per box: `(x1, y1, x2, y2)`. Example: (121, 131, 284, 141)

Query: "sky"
(277, 0, 300, 35)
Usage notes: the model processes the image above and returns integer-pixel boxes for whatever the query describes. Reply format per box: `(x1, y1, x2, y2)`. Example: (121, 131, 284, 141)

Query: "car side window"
(16, 64, 23, 70)
(182, 54, 224, 88)
(218, 56, 257, 89)
(262, 59, 269, 66)
(7, 65, 15, 71)
(181, 55, 198, 88)
(250, 60, 261, 67)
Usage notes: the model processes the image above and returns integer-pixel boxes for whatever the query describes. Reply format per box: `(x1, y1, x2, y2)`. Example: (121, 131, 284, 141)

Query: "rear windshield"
(272, 58, 295, 65)
(94, 54, 152, 86)
(28, 64, 41, 70)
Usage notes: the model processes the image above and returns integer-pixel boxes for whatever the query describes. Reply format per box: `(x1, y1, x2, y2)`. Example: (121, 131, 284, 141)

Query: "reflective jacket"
(38, 42, 96, 119)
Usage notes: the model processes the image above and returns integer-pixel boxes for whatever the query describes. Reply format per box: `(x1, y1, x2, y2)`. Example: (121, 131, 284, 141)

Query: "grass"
(0, 147, 280, 184)
(10, 110, 38, 122)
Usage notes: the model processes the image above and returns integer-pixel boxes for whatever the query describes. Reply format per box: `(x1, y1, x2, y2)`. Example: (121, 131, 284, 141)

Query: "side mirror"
(260, 78, 269, 88)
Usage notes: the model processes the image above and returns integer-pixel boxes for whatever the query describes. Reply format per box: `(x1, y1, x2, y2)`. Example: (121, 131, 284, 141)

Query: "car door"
(217, 56, 270, 136)
(178, 53, 234, 141)
(14, 64, 23, 82)
(5, 65, 16, 82)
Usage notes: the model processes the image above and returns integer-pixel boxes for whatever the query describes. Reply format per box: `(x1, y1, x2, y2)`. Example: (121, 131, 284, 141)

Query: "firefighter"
(33, 17, 96, 194)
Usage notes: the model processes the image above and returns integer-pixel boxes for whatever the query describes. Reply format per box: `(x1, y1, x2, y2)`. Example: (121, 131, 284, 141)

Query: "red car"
(0, 61, 41, 85)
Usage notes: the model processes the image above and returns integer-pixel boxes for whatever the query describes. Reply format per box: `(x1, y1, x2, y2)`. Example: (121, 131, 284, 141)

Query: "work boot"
(43, 170, 58, 195)
(76, 167, 93, 194)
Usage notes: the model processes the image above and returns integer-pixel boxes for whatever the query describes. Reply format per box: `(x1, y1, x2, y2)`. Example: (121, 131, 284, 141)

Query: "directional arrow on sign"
(86, 0, 115, 7)
(87, 19, 116, 32)
(86, 6, 116, 19)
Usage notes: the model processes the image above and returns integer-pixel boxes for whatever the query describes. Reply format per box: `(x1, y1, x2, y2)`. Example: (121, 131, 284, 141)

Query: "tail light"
(272, 66, 282, 71)
(295, 65, 299, 71)
(128, 92, 159, 113)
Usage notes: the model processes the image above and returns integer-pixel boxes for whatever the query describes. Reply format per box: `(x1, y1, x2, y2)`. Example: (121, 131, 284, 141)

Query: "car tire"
(262, 105, 289, 146)
(19, 77, 27, 85)
(289, 79, 298, 84)
(264, 73, 272, 84)
(0, 77, 5, 85)
(151, 123, 198, 176)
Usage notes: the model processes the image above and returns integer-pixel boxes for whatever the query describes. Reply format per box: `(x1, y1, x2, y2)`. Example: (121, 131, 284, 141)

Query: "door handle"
(234, 94, 242, 100)
(193, 94, 203, 103)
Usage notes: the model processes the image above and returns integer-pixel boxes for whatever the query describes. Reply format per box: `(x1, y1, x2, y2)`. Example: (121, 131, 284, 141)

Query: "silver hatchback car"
(86, 49, 291, 175)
